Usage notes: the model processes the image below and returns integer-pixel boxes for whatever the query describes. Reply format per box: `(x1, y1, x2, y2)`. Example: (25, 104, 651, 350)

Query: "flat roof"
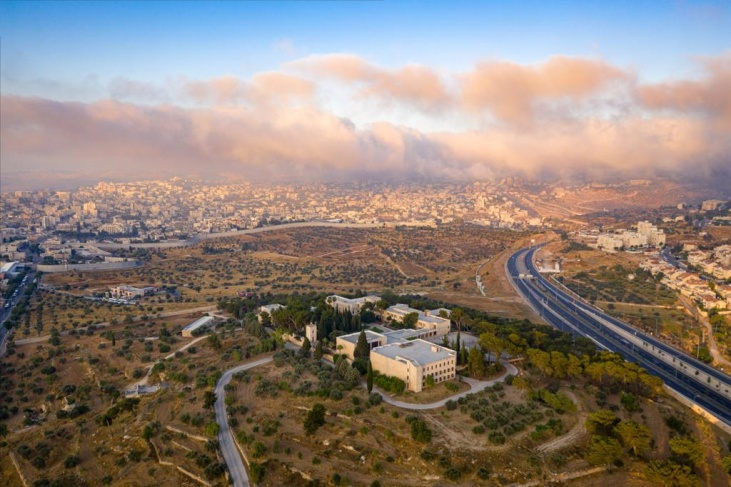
(372, 339, 455, 366)
(383, 328, 426, 343)
(428, 308, 451, 317)
(330, 294, 380, 303)
(418, 315, 449, 325)
(338, 330, 386, 345)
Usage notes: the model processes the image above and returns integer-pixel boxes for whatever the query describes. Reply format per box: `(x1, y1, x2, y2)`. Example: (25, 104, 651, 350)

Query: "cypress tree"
(366, 360, 373, 393)
(314, 340, 323, 361)
(455, 332, 461, 365)
(354, 330, 369, 360)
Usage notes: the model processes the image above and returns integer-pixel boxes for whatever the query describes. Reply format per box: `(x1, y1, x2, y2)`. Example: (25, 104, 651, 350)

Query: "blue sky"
(1, 1, 730, 188)
(2, 0, 729, 98)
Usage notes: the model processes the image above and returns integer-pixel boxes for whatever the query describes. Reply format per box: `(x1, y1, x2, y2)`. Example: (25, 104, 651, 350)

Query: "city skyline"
(1, 1, 730, 190)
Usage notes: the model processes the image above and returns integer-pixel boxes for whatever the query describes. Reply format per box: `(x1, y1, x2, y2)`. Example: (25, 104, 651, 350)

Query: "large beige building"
(335, 330, 457, 393)
(637, 221, 666, 247)
(336, 330, 388, 359)
(370, 340, 456, 393)
(383, 303, 451, 337)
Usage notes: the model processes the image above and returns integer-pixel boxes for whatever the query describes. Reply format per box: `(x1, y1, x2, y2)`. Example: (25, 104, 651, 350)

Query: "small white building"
(110, 285, 157, 299)
(258, 303, 284, 322)
(181, 316, 215, 337)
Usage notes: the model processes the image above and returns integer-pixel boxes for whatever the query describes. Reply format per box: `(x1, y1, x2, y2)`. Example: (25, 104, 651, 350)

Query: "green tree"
(722, 455, 731, 474)
(402, 312, 419, 329)
(585, 435, 623, 468)
(259, 311, 271, 326)
(616, 420, 652, 457)
(455, 332, 461, 365)
(585, 409, 620, 437)
(467, 347, 485, 378)
(354, 330, 369, 360)
(304, 403, 326, 435)
(205, 422, 220, 437)
(451, 307, 468, 332)
(249, 462, 265, 483)
(366, 360, 374, 394)
(313, 340, 323, 360)
(300, 336, 312, 358)
(479, 332, 503, 364)
(410, 419, 432, 443)
(207, 332, 222, 351)
(203, 391, 217, 410)
(251, 441, 266, 459)
(669, 436, 704, 469)
(63, 455, 81, 468)
(644, 460, 697, 486)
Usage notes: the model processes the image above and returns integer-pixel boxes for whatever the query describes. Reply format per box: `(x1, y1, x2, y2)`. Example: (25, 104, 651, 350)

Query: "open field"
(34, 225, 533, 334)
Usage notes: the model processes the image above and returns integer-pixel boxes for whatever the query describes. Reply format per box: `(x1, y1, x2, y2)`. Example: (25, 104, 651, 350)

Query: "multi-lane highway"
(0, 270, 36, 357)
(506, 246, 731, 427)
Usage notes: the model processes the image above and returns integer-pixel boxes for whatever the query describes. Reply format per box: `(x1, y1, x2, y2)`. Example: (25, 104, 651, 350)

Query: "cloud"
(3, 94, 729, 184)
(460, 56, 630, 125)
(180, 73, 314, 107)
(637, 52, 731, 129)
(3, 53, 731, 186)
(288, 54, 451, 111)
(108, 77, 169, 102)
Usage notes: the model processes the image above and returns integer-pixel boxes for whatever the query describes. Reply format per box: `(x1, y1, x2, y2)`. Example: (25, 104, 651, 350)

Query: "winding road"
(378, 362, 519, 410)
(214, 356, 273, 487)
(213, 353, 519, 485)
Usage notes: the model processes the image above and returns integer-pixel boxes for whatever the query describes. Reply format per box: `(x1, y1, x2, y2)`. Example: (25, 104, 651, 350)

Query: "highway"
(506, 246, 731, 427)
(0, 270, 36, 357)
(214, 356, 273, 487)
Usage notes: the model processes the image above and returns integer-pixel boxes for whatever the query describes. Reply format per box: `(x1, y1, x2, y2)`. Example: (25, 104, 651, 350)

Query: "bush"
(374, 373, 406, 394)
(249, 462, 265, 483)
(251, 442, 266, 459)
(64, 455, 81, 468)
(367, 393, 382, 406)
(304, 403, 326, 435)
(444, 467, 461, 480)
(410, 419, 432, 443)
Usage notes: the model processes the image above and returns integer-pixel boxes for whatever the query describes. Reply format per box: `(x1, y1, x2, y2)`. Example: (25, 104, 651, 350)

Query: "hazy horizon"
(2, 1, 730, 190)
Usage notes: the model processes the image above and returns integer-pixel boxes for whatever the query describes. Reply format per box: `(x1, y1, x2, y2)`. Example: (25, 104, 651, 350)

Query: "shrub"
(373, 373, 406, 394)
(64, 455, 81, 468)
(410, 419, 432, 443)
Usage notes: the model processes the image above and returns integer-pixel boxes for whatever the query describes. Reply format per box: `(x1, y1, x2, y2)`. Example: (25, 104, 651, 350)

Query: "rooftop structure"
(336, 330, 388, 359)
(181, 316, 215, 337)
(258, 303, 285, 323)
(326, 294, 380, 314)
(384, 303, 451, 337)
(110, 285, 157, 299)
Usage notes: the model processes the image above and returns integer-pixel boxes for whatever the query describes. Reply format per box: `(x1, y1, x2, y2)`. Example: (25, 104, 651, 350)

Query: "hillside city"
(0, 179, 547, 244)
